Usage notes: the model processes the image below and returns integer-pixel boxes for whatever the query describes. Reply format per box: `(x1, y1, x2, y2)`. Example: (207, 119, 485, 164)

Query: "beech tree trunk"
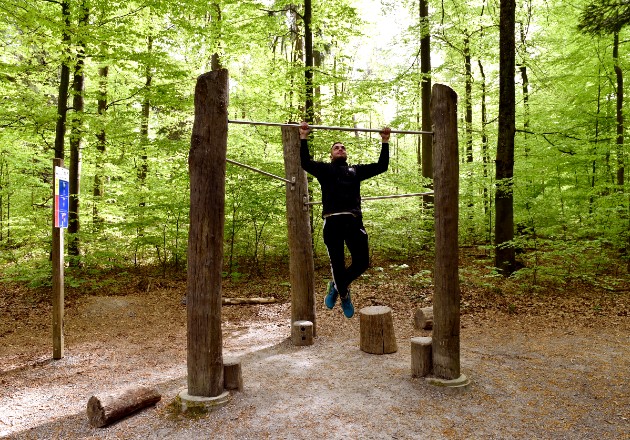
(420, 0, 433, 199)
(187, 69, 228, 397)
(138, 36, 153, 208)
(93, 65, 108, 225)
(478, 60, 490, 218)
(464, 37, 473, 163)
(495, 0, 516, 275)
(614, 31, 624, 186)
(68, 1, 88, 261)
(430, 84, 460, 380)
(304, 0, 314, 122)
(53, 0, 71, 160)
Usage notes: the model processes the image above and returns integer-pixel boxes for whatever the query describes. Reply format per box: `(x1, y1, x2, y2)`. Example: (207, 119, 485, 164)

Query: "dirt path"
(1, 283, 628, 439)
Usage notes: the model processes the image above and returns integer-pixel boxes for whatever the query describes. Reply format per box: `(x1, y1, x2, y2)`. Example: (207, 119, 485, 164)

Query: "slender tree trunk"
(591, 65, 602, 213)
(54, 0, 71, 160)
(614, 31, 624, 186)
(68, 2, 88, 261)
(420, 0, 433, 193)
(139, 36, 153, 208)
(304, 0, 314, 122)
(495, 0, 516, 275)
(464, 37, 473, 163)
(0, 158, 6, 242)
(478, 60, 489, 217)
(93, 65, 108, 225)
(520, 25, 530, 155)
(313, 30, 323, 124)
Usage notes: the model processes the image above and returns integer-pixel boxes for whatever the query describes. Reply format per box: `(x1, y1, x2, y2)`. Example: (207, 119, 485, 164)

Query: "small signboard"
(54, 166, 69, 228)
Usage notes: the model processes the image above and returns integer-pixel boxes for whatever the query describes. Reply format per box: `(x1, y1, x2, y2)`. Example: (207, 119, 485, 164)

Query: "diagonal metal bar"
(305, 191, 435, 205)
(226, 158, 292, 184)
(228, 119, 433, 136)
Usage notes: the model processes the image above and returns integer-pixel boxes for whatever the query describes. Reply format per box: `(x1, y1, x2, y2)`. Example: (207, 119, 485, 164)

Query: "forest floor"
(0, 250, 629, 439)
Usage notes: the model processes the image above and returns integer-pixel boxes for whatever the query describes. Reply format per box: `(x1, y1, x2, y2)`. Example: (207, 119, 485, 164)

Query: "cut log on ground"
(86, 386, 161, 428)
(359, 306, 397, 355)
(223, 358, 243, 391)
(222, 297, 277, 305)
(411, 336, 432, 377)
(414, 306, 433, 330)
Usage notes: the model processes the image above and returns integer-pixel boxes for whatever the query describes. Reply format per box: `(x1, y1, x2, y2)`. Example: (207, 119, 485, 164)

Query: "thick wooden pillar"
(281, 125, 316, 337)
(187, 69, 228, 397)
(430, 84, 460, 379)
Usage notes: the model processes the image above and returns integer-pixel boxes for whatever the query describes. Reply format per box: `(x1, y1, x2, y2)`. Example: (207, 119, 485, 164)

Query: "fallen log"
(87, 386, 161, 428)
(222, 297, 277, 305)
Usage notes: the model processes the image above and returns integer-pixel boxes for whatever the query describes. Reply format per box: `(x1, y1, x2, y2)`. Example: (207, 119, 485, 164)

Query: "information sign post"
(52, 159, 68, 359)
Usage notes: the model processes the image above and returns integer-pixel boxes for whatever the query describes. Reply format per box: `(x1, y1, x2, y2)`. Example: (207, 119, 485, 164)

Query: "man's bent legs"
(344, 217, 369, 287)
(323, 215, 369, 298)
(323, 216, 350, 297)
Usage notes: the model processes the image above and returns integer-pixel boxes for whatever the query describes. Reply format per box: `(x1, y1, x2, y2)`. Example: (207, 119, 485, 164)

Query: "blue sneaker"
(324, 281, 338, 309)
(340, 291, 354, 318)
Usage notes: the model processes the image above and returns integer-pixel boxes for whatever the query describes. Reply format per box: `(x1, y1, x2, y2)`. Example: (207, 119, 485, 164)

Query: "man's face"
(331, 142, 347, 162)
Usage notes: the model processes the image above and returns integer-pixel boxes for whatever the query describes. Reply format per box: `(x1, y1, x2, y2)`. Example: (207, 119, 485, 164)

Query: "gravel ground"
(1, 285, 629, 440)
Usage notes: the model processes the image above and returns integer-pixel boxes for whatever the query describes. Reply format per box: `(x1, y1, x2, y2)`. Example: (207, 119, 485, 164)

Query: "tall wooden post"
(187, 69, 228, 397)
(430, 84, 460, 379)
(281, 126, 316, 337)
(52, 158, 64, 360)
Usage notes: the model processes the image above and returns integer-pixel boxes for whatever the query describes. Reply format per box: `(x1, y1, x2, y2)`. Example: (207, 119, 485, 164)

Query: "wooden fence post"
(187, 69, 228, 397)
(281, 125, 316, 337)
(430, 84, 460, 380)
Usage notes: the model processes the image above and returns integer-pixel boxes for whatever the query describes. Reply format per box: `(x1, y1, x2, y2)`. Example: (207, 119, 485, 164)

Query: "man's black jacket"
(300, 139, 389, 219)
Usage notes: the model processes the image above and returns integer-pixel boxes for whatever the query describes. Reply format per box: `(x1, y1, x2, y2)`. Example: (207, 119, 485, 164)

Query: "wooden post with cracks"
(282, 125, 317, 339)
(430, 84, 461, 380)
(187, 69, 228, 398)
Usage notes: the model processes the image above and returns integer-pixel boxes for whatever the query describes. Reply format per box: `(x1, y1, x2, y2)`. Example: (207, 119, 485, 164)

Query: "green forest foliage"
(0, 0, 628, 289)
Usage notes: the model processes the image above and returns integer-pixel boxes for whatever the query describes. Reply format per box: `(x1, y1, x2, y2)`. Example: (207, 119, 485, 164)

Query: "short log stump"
(410, 336, 432, 377)
(359, 306, 397, 354)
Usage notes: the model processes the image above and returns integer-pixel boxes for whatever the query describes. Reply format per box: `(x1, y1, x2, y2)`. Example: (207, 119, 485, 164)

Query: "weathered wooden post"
(52, 158, 64, 360)
(281, 125, 317, 340)
(184, 69, 229, 407)
(430, 84, 463, 382)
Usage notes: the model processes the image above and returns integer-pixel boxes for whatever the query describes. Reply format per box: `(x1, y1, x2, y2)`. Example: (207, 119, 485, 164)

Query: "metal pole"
(228, 119, 433, 136)
(305, 191, 435, 205)
(226, 158, 293, 184)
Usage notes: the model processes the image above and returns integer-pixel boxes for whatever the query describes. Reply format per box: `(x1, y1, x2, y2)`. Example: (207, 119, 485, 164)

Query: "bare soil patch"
(1, 257, 629, 439)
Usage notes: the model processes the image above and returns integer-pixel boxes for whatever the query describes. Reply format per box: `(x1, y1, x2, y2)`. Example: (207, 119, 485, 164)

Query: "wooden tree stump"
(411, 336, 433, 377)
(359, 306, 397, 354)
(223, 358, 243, 392)
(291, 320, 314, 346)
(86, 386, 161, 428)
(414, 306, 433, 330)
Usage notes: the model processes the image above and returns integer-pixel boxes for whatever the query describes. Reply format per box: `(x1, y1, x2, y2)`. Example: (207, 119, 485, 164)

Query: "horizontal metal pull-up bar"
(226, 158, 294, 185)
(228, 119, 433, 135)
(305, 191, 434, 206)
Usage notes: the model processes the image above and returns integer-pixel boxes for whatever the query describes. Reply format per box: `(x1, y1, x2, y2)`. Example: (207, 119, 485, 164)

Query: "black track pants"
(323, 214, 369, 298)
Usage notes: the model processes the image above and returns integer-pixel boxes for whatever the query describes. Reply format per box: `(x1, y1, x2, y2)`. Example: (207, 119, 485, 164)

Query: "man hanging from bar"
(299, 121, 391, 318)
